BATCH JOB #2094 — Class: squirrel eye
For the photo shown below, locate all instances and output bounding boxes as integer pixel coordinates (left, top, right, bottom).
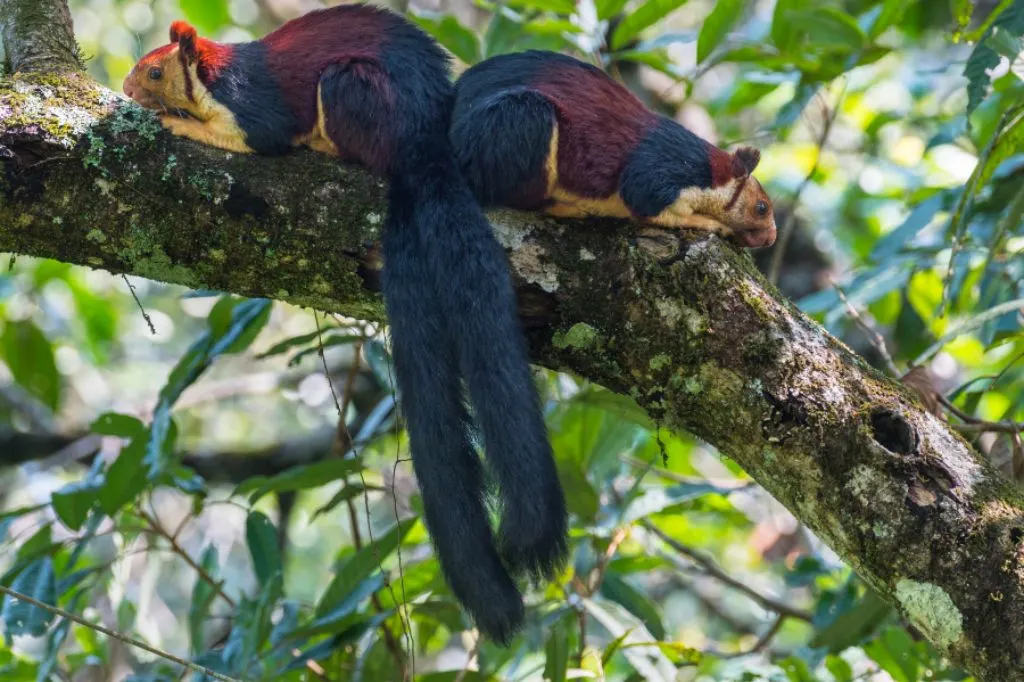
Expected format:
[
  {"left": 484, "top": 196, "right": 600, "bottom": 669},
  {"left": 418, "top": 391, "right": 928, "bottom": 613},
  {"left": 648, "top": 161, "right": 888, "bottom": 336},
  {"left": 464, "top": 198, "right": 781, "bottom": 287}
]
[
  {"left": 148, "top": 66, "right": 163, "bottom": 80},
  {"left": 755, "top": 200, "right": 768, "bottom": 216}
]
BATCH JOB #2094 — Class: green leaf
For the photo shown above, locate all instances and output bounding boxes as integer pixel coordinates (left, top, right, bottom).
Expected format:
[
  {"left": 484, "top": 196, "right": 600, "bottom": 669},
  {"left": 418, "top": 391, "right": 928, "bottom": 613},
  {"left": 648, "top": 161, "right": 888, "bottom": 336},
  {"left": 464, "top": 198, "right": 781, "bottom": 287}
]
[
  {"left": 771, "top": 0, "right": 799, "bottom": 52},
  {"left": 256, "top": 327, "right": 339, "bottom": 359},
  {"left": 99, "top": 437, "right": 148, "bottom": 516},
  {"left": 775, "top": 80, "right": 818, "bottom": 137},
  {"left": 52, "top": 459, "right": 105, "bottom": 532},
  {"left": 2, "top": 558, "right": 57, "bottom": 637},
  {"left": 312, "top": 485, "right": 367, "bottom": 521},
  {"left": 597, "top": 0, "right": 631, "bottom": 20},
  {"left": 179, "top": 0, "right": 231, "bottom": 34},
  {"left": 316, "top": 521, "right": 414, "bottom": 617},
  {"left": 1, "top": 320, "right": 60, "bottom": 411},
  {"left": 363, "top": 338, "right": 396, "bottom": 390},
  {"left": 296, "top": 573, "right": 387, "bottom": 638},
  {"left": 599, "top": 572, "right": 666, "bottom": 640},
  {"left": 287, "top": 334, "right": 362, "bottom": 367},
  {"left": 234, "top": 458, "right": 364, "bottom": 504},
  {"left": 412, "top": 13, "right": 482, "bottom": 64},
  {"left": 36, "top": 588, "right": 85, "bottom": 682},
  {"left": 246, "top": 512, "right": 281, "bottom": 589},
  {"left": 697, "top": 0, "right": 745, "bottom": 63},
  {"left": 780, "top": 656, "right": 815, "bottom": 682},
  {"left": 622, "top": 482, "right": 732, "bottom": 523},
  {"left": 951, "top": 0, "right": 975, "bottom": 34},
  {"left": 964, "top": 0, "right": 1024, "bottom": 118},
  {"left": 785, "top": 7, "right": 867, "bottom": 51},
  {"left": 611, "top": 0, "right": 690, "bottom": 49},
  {"left": 147, "top": 298, "right": 271, "bottom": 474},
  {"left": 188, "top": 545, "right": 220, "bottom": 654},
  {"left": 864, "top": 627, "right": 918, "bottom": 682},
  {"left": 543, "top": 614, "right": 571, "bottom": 682},
  {"left": 415, "top": 672, "right": 494, "bottom": 682},
  {"left": 810, "top": 589, "right": 892, "bottom": 651},
  {"left": 569, "top": 387, "right": 653, "bottom": 429},
  {"left": 90, "top": 413, "right": 145, "bottom": 438},
  {"left": 867, "top": 0, "right": 910, "bottom": 39},
  {"left": 51, "top": 480, "right": 99, "bottom": 532},
  {"left": 67, "top": 280, "right": 117, "bottom": 364},
  {"left": 825, "top": 654, "right": 855, "bottom": 682},
  {"left": 871, "top": 194, "right": 946, "bottom": 260},
  {"left": 914, "top": 297, "right": 1024, "bottom": 365}
]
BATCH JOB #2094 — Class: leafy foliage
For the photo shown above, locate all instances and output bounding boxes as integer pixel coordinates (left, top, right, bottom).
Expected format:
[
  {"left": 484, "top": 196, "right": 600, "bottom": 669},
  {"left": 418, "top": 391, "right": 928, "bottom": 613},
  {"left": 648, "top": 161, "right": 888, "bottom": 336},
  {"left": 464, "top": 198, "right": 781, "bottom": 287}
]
[{"left": 0, "top": 0, "right": 1020, "bottom": 679}]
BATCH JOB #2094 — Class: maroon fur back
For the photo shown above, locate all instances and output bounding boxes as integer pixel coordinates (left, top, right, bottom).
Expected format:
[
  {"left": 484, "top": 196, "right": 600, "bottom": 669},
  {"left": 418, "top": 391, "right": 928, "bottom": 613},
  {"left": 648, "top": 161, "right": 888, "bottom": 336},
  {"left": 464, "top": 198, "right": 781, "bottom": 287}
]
[
  {"left": 261, "top": 7, "right": 391, "bottom": 132},
  {"left": 533, "top": 63, "right": 657, "bottom": 197}
]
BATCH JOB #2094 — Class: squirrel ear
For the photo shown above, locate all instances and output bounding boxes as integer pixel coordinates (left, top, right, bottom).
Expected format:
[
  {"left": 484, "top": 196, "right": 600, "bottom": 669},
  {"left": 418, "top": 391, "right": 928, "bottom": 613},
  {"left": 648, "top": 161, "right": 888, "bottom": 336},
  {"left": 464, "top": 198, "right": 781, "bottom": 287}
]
[
  {"left": 730, "top": 146, "right": 761, "bottom": 178},
  {"left": 169, "top": 21, "right": 198, "bottom": 62}
]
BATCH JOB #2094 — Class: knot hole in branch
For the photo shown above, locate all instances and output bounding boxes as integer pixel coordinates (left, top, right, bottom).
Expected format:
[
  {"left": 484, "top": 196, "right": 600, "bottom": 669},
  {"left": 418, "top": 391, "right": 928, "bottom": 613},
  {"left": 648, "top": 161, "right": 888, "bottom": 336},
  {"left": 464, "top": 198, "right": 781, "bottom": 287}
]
[{"left": 870, "top": 409, "right": 917, "bottom": 455}]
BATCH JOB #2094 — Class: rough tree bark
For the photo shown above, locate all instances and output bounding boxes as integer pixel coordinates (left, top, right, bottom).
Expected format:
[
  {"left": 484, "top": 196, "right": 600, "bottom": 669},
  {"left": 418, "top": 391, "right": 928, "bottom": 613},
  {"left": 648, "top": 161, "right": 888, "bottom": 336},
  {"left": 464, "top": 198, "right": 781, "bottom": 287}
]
[
  {"left": 1, "top": 7, "right": 1023, "bottom": 681},
  {"left": 0, "top": 0, "right": 79, "bottom": 73}
]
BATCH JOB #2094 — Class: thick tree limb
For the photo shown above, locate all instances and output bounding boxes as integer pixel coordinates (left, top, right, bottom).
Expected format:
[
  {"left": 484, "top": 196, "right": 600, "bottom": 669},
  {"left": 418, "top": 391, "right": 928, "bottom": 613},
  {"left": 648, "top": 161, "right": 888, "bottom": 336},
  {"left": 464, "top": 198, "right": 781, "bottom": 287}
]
[{"left": 2, "top": 74, "right": 1024, "bottom": 681}]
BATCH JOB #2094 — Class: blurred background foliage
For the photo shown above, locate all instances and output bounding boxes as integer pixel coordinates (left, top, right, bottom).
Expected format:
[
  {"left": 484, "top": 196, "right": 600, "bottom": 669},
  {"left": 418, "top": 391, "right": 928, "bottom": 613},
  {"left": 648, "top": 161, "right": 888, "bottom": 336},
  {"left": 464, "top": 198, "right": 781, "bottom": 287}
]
[{"left": 0, "top": 0, "right": 1022, "bottom": 679}]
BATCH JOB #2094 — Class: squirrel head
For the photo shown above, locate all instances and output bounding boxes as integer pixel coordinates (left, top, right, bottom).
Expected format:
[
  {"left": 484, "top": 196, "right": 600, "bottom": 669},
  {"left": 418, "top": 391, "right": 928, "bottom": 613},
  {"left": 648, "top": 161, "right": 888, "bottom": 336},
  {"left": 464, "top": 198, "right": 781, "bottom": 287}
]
[
  {"left": 123, "top": 21, "right": 229, "bottom": 118},
  {"left": 711, "top": 146, "right": 776, "bottom": 248}
]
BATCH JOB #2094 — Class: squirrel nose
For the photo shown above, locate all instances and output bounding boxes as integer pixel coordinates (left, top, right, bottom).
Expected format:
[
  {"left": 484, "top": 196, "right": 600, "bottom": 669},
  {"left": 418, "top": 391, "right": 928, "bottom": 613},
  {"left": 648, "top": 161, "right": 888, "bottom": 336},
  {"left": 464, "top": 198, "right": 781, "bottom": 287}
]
[{"left": 123, "top": 78, "right": 135, "bottom": 98}]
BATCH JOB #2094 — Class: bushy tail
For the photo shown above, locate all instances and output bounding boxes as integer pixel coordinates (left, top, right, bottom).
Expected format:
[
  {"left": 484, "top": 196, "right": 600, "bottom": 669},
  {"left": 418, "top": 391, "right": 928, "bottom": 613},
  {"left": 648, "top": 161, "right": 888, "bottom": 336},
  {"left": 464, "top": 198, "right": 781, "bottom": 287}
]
[
  {"left": 381, "top": 134, "right": 567, "bottom": 642},
  {"left": 393, "top": 135, "right": 568, "bottom": 581},
  {"left": 381, "top": 180, "right": 523, "bottom": 644}
]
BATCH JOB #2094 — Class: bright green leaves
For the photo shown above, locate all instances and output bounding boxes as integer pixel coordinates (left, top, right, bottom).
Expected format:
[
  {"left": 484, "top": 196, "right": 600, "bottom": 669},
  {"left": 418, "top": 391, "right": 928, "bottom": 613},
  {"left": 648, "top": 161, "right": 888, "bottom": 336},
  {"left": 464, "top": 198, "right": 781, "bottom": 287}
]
[
  {"left": 696, "top": 0, "right": 745, "bottom": 63},
  {"left": 234, "top": 458, "right": 364, "bottom": 505},
  {"left": 2, "top": 558, "right": 57, "bottom": 637},
  {"left": 1, "top": 320, "right": 60, "bottom": 411},
  {"left": 611, "top": 0, "right": 690, "bottom": 49},
  {"left": 964, "top": 0, "right": 1024, "bottom": 118},
  {"left": 246, "top": 512, "right": 282, "bottom": 588},
  {"left": 179, "top": 0, "right": 231, "bottom": 35},
  {"left": 147, "top": 297, "right": 271, "bottom": 474},
  {"left": 412, "top": 13, "right": 482, "bottom": 64}
]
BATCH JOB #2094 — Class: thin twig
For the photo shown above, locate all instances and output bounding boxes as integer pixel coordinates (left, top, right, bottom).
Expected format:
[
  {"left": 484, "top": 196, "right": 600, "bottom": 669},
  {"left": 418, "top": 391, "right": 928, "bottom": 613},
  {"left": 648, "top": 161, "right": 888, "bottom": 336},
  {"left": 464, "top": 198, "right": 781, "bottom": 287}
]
[
  {"left": 315, "top": 312, "right": 412, "bottom": 680},
  {"left": 830, "top": 276, "right": 900, "bottom": 377},
  {"left": 122, "top": 274, "right": 156, "bottom": 335},
  {"left": 454, "top": 636, "right": 481, "bottom": 682},
  {"left": 138, "top": 509, "right": 235, "bottom": 607},
  {"left": 642, "top": 520, "right": 812, "bottom": 622},
  {"left": 706, "top": 613, "right": 786, "bottom": 659},
  {"left": 937, "top": 394, "right": 1024, "bottom": 434},
  {"left": 380, "top": 327, "right": 416, "bottom": 679},
  {"left": 0, "top": 584, "right": 240, "bottom": 682},
  {"left": 619, "top": 455, "right": 754, "bottom": 490},
  {"left": 768, "top": 81, "right": 847, "bottom": 284}
]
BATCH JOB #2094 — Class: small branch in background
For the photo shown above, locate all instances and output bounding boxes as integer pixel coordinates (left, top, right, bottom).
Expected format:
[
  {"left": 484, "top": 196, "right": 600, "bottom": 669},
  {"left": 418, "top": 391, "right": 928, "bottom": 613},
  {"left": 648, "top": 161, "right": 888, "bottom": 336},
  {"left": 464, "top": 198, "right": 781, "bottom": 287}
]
[
  {"left": 122, "top": 274, "right": 156, "bottom": 335},
  {"left": 619, "top": 455, "right": 754, "bottom": 490},
  {"left": 830, "top": 276, "right": 900, "bottom": 377},
  {"left": 137, "top": 508, "right": 236, "bottom": 608},
  {"left": 705, "top": 613, "right": 786, "bottom": 659},
  {"left": 453, "top": 637, "right": 481, "bottom": 682},
  {"left": 939, "top": 391, "right": 1024, "bottom": 435},
  {"left": 768, "top": 83, "right": 847, "bottom": 284},
  {"left": 642, "top": 520, "right": 812, "bottom": 623},
  {"left": 0, "top": 584, "right": 240, "bottom": 682}
]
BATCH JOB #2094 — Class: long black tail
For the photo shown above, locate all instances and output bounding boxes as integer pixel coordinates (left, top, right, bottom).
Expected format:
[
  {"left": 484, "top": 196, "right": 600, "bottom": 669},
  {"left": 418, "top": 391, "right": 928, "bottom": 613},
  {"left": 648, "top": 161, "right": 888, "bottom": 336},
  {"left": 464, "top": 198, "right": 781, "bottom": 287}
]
[{"left": 381, "top": 133, "right": 567, "bottom": 641}]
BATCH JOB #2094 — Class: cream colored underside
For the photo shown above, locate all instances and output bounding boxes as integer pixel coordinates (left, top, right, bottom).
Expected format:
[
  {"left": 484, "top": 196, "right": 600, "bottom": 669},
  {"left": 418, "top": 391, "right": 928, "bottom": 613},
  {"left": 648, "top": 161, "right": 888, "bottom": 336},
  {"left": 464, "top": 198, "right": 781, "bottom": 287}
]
[{"left": 540, "top": 123, "right": 733, "bottom": 235}]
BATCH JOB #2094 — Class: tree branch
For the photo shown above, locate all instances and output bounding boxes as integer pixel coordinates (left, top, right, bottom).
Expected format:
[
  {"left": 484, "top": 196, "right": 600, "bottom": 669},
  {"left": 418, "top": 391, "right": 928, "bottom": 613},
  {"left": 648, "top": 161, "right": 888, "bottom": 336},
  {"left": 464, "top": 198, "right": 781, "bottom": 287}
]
[
  {"left": 3, "top": 74, "right": 1024, "bottom": 682},
  {"left": 0, "top": 0, "right": 80, "bottom": 74}
]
